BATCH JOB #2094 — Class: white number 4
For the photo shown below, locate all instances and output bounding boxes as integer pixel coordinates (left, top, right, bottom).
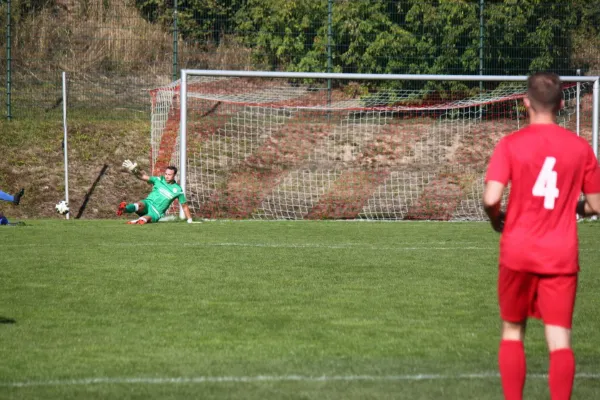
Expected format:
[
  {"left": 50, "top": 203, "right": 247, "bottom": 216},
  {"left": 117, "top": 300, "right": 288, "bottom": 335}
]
[{"left": 532, "top": 157, "right": 559, "bottom": 210}]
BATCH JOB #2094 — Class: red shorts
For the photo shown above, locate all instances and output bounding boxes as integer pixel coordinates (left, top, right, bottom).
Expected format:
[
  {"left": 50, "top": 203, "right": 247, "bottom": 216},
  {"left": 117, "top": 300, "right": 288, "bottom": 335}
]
[{"left": 498, "top": 267, "right": 578, "bottom": 328}]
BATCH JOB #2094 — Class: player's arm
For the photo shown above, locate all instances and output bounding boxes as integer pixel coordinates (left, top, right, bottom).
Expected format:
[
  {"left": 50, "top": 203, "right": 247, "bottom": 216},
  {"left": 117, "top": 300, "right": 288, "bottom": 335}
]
[
  {"left": 483, "top": 139, "right": 509, "bottom": 233},
  {"left": 578, "top": 146, "right": 600, "bottom": 217},
  {"left": 122, "top": 159, "right": 150, "bottom": 181},
  {"left": 483, "top": 180, "right": 506, "bottom": 233},
  {"left": 177, "top": 193, "right": 193, "bottom": 223},
  {"left": 137, "top": 170, "right": 151, "bottom": 182},
  {"left": 576, "top": 194, "right": 600, "bottom": 217},
  {"left": 181, "top": 203, "right": 193, "bottom": 223},
  {"left": 132, "top": 168, "right": 150, "bottom": 182}
]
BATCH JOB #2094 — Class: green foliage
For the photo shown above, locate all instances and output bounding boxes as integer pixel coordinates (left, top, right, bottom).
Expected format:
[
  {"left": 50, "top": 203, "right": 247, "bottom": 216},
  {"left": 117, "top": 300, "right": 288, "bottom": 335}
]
[
  {"left": 235, "top": 0, "right": 327, "bottom": 70},
  {"left": 135, "top": 0, "right": 245, "bottom": 45},
  {"left": 233, "top": 0, "right": 479, "bottom": 92},
  {"left": 3, "top": 0, "right": 599, "bottom": 116},
  {"left": 485, "top": 0, "right": 576, "bottom": 74},
  {"left": 226, "top": 0, "right": 584, "bottom": 88},
  {"left": 575, "top": 0, "right": 600, "bottom": 34},
  {"left": 4, "top": 0, "right": 598, "bottom": 77},
  {"left": 400, "top": 1, "right": 480, "bottom": 75},
  {"left": 569, "top": 0, "right": 600, "bottom": 73}
]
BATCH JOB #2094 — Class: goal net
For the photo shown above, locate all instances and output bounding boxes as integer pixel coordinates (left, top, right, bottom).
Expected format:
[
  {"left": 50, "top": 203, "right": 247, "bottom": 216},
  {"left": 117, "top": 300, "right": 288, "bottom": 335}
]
[{"left": 150, "top": 72, "right": 598, "bottom": 220}]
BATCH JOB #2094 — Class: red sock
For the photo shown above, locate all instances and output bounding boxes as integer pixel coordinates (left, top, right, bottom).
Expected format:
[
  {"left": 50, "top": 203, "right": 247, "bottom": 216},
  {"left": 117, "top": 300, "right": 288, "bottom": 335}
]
[
  {"left": 499, "top": 339, "right": 526, "bottom": 400},
  {"left": 549, "top": 348, "right": 575, "bottom": 400}
]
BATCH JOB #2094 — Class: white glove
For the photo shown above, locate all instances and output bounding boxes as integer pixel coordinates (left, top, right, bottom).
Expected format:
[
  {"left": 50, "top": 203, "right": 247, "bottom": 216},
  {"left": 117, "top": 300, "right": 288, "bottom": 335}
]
[
  {"left": 187, "top": 218, "right": 193, "bottom": 224},
  {"left": 122, "top": 159, "right": 139, "bottom": 173}
]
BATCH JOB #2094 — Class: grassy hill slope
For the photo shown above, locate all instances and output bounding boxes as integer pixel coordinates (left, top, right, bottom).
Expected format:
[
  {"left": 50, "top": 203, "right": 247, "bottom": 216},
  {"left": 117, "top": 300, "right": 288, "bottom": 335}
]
[{"left": 0, "top": 109, "right": 156, "bottom": 220}]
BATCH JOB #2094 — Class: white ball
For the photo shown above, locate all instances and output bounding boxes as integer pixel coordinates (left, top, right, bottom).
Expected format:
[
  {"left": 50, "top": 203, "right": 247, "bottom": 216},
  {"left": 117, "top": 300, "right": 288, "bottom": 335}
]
[{"left": 55, "top": 200, "right": 70, "bottom": 215}]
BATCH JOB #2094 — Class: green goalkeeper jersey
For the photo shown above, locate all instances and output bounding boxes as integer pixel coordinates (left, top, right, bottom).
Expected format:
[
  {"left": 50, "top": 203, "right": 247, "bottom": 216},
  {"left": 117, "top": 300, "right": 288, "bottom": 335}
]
[{"left": 144, "top": 176, "right": 187, "bottom": 215}]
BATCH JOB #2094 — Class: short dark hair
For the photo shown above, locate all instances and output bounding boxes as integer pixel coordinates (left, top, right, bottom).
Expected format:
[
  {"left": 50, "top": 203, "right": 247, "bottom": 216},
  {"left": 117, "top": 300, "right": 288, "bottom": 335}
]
[
  {"left": 166, "top": 166, "right": 178, "bottom": 175},
  {"left": 527, "top": 72, "right": 563, "bottom": 113}
]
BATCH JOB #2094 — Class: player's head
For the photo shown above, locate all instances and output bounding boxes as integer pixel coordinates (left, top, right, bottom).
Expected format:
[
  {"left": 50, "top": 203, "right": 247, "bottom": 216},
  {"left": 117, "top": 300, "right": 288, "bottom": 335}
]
[
  {"left": 525, "top": 72, "right": 563, "bottom": 114},
  {"left": 165, "top": 166, "right": 178, "bottom": 183}
]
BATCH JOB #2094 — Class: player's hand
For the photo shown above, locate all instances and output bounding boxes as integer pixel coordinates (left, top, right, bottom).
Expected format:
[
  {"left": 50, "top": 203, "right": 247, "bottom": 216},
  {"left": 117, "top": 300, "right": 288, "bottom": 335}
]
[
  {"left": 122, "top": 159, "right": 139, "bottom": 173},
  {"left": 492, "top": 211, "right": 505, "bottom": 233}
]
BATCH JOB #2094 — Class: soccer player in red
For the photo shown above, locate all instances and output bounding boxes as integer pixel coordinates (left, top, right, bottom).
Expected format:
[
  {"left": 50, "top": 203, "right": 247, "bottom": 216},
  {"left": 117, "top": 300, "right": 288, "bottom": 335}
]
[{"left": 483, "top": 72, "right": 600, "bottom": 400}]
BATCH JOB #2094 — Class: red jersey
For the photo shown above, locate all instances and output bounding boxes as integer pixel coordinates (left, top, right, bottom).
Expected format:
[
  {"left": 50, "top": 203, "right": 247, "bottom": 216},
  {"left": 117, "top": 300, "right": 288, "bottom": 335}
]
[{"left": 485, "top": 123, "right": 600, "bottom": 274}]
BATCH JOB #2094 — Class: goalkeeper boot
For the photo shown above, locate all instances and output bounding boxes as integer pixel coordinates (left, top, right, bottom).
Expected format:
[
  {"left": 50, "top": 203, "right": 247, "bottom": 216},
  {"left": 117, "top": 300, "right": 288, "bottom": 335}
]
[
  {"left": 13, "top": 188, "right": 24, "bottom": 205},
  {"left": 117, "top": 201, "right": 127, "bottom": 216}
]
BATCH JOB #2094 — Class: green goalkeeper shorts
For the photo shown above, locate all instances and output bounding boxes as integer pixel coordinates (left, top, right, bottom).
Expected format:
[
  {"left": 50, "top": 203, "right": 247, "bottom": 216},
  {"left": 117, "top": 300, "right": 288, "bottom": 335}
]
[{"left": 139, "top": 200, "right": 163, "bottom": 222}]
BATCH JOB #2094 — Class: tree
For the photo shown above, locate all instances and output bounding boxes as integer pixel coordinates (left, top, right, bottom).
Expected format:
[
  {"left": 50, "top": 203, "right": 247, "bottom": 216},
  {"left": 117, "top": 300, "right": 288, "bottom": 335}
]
[
  {"left": 135, "top": 0, "right": 245, "bottom": 45},
  {"left": 485, "top": 0, "right": 577, "bottom": 75},
  {"left": 236, "top": 0, "right": 480, "bottom": 77},
  {"left": 131, "top": 0, "right": 594, "bottom": 77},
  {"left": 235, "top": 0, "right": 326, "bottom": 70}
]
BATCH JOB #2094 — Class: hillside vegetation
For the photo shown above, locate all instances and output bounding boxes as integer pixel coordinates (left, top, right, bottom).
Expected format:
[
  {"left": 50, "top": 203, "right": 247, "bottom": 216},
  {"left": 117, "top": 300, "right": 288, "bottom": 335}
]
[
  {"left": 0, "top": 110, "right": 153, "bottom": 220},
  {"left": 0, "top": 0, "right": 196, "bottom": 220}
]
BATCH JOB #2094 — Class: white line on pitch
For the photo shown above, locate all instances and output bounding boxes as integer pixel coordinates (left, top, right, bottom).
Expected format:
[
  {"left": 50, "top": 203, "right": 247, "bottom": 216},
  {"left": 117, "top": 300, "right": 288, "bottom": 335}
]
[
  {"left": 0, "top": 242, "right": 493, "bottom": 250},
  {"left": 3, "top": 242, "right": 600, "bottom": 252},
  {"left": 179, "top": 243, "right": 494, "bottom": 251},
  {"left": 2, "top": 372, "right": 600, "bottom": 388}
]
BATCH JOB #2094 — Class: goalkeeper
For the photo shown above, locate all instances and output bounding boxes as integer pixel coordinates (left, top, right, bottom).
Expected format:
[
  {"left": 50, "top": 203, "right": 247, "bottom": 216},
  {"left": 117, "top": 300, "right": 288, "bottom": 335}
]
[{"left": 118, "top": 160, "right": 193, "bottom": 225}]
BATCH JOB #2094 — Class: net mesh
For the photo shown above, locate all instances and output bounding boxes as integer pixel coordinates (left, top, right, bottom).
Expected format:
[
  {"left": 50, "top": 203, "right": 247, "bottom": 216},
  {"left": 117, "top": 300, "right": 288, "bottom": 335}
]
[{"left": 150, "top": 76, "right": 592, "bottom": 220}]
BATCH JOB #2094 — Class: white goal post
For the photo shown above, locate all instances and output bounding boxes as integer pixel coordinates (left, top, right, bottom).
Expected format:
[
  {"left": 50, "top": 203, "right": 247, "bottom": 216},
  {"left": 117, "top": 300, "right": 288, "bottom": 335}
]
[{"left": 150, "top": 70, "right": 599, "bottom": 221}]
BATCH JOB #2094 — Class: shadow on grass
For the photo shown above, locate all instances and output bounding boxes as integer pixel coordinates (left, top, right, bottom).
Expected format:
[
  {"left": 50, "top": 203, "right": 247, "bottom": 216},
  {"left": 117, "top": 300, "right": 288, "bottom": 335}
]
[{"left": 0, "top": 317, "right": 16, "bottom": 324}]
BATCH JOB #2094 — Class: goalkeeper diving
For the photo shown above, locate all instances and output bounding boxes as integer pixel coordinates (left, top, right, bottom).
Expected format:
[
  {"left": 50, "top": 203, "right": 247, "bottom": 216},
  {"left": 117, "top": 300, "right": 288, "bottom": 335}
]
[{"left": 118, "top": 160, "right": 194, "bottom": 224}]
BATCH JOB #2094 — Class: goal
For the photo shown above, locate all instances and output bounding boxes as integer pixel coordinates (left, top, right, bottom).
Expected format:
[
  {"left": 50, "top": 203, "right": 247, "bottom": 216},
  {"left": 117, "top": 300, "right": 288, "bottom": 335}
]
[{"left": 150, "top": 71, "right": 599, "bottom": 220}]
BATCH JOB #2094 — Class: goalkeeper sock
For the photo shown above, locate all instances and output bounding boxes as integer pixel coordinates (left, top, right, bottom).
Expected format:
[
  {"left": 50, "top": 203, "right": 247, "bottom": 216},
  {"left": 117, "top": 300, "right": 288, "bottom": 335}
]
[
  {"left": 125, "top": 204, "right": 137, "bottom": 213},
  {"left": 0, "top": 190, "right": 14, "bottom": 203}
]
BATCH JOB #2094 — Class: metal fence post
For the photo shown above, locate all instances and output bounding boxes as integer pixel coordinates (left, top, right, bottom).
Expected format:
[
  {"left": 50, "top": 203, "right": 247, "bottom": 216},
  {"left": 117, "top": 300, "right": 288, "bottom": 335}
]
[
  {"left": 173, "top": 0, "right": 179, "bottom": 82},
  {"left": 479, "top": 0, "right": 484, "bottom": 120},
  {"left": 6, "top": 0, "right": 12, "bottom": 120},
  {"left": 327, "top": 0, "right": 332, "bottom": 107}
]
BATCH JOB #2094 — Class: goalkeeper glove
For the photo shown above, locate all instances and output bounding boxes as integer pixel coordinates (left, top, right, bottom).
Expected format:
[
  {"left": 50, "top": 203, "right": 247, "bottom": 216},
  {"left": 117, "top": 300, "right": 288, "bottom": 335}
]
[{"left": 122, "top": 159, "right": 139, "bottom": 174}]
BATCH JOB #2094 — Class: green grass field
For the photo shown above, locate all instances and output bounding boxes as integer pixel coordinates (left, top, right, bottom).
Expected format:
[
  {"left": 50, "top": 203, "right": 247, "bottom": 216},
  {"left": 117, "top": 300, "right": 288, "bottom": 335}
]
[{"left": 1, "top": 220, "right": 599, "bottom": 399}]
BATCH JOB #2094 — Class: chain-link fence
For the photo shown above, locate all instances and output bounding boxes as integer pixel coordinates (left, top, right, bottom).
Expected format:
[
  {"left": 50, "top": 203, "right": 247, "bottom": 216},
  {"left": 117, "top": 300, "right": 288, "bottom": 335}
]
[{"left": 1, "top": 0, "right": 599, "bottom": 119}]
